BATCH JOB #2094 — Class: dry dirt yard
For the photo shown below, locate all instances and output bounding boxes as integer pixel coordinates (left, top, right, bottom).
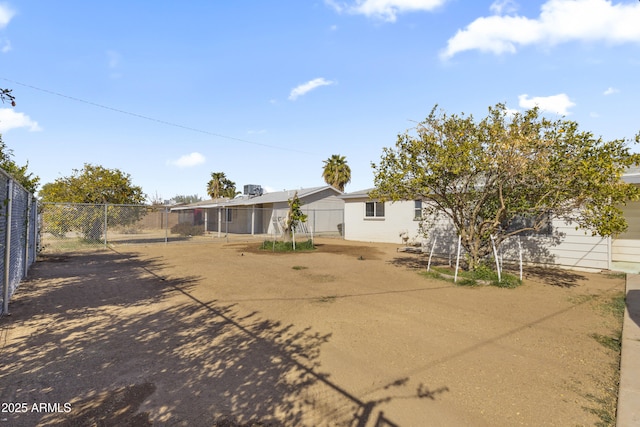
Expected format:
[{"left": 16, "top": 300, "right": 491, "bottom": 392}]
[{"left": 0, "top": 237, "right": 624, "bottom": 426}]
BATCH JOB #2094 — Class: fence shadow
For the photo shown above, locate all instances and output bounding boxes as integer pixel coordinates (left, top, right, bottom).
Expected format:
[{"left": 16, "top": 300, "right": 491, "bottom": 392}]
[{"left": 0, "top": 250, "right": 402, "bottom": 426}]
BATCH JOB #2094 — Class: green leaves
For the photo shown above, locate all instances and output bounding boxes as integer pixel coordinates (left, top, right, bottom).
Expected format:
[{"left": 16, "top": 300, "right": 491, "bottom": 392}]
[
  {"left": 322, "top": 154, "right": 351, "bottom": 192},
  {"left": 372, "top": 103, "right": 640, "bottom": 269},
  {"left": 0, "top": 135, "right": 39, "bottom": 193},
  {"left": 38, "top": 163, "right": 145, "bottom": 204},
  {"left": 206, "top": 172, "right": 238, "bottom": 199}
]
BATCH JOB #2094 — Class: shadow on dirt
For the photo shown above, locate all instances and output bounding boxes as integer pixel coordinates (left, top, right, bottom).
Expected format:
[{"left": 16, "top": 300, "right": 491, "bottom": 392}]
[{"left": 0, "top": 250, "right": 409, "bottom": 426}]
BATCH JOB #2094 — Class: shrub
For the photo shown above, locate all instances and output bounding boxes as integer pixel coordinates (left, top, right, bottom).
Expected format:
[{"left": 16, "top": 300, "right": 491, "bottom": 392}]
[
  {"left": 170, "top": 223, "right": 205, "bottom": 237},
  {"left": 259, "top": 239, "right": 315, "bottom": 252}
]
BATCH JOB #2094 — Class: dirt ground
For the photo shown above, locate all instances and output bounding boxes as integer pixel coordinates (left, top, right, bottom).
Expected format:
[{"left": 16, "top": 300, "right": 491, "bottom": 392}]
[{"left": 0, "top": 237, "right": 624, "bottom": 426}]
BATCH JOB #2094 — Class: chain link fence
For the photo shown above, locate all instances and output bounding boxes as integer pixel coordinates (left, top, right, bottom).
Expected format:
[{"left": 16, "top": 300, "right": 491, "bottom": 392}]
[
  {"left": 1, "top": 170, "right": 38, "bottom": 315},
  {"left": 40, "top": 204, "right": 344, "bottom": 252}
]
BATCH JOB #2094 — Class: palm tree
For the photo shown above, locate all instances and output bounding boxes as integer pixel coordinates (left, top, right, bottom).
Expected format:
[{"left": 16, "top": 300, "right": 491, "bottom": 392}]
[
  {"left": 322, "top": 154, "right": 351, "bottom": 192},
  {"left": 207, "top": 172, "right": 226, "bottom": 199}
]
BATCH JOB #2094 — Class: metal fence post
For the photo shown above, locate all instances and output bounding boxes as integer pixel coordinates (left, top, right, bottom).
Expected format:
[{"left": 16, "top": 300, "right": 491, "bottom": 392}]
[
  {"left": 104, "top": 203, "right": 108, "bottom": 248},
  {"left": 165, "top": 206, "right": 169, "bottom": 244},
  {"left": 23, "top": 196, "right": 31, "bottom": 278},
  {"left": 3, "top": 179, "right": 13, "bottom": 315},
  {"left": 32, "top": 199, "right": 38, "bottom": 263}
]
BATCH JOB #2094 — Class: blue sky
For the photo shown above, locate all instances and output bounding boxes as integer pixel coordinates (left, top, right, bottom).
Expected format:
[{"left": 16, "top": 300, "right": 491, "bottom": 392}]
[{"left": 1, "top": 0, "right": 639, "bottom": 201}]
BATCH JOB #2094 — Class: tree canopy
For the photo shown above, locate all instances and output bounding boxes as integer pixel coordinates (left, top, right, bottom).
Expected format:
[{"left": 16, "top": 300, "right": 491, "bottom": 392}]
[
  {"left": 172, "top": 194, "right": 203, "bottom": 205},
  {"left": 0, "top": 90, "right": 38, "bottom": 192},
  {"left": 371, "top": 103, "right": 640, "bottom": 270},
  {"left": 206, "top": 172, "right": 238, "bottom": 199},
  {"left": 0, "top": 135, "right": 40, "bottom": 193},
  {"left": 322, "top": 154, "right": 351, "bottom": 192},
  {"left": 39, "top": 163, "right": 145, "bottom": 204},
  {"left": 39, "top": 164, "right": 146, "bottom": 241}
]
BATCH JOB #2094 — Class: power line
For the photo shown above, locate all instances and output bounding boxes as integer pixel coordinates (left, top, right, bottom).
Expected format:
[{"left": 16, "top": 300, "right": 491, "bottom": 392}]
[{"left": 1, "top": 77, "right": 312, "bottom": 155}]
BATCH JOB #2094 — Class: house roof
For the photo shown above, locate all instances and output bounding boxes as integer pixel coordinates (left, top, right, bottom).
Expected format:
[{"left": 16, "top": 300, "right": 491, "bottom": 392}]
[
  {"left": 338, "top": 188, "right": 375, "bottom": 200},
  {"left": 623, "top": 166, "right": 640, "bottom": 185},
  {"left": 171, "top": 185, "right": 341, "bottom": 211}
]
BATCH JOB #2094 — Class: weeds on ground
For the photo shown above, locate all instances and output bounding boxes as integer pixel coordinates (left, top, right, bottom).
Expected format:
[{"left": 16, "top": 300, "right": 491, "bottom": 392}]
[
  {"left": 420, "top": 264, "right": 522, "bottom": 288},
  {"left": 583, "top": 291, "right": 626, "bottom": 426},
  {"left": 292, "top": 265, "right": 308, "bottom": 270},
  {"left": 259, "top": 239, "right": 315, "bottom": 252},
  {"left": 170, "top": 223, "right": 205, "bottom": 237},
  {"left": 316, "top": 295, "right": 337, "bottom": 303}
]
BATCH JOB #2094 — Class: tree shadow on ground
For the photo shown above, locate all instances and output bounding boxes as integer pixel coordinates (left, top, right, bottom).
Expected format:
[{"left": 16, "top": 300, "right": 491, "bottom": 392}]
[
  {"left": 0, "top": 250, "right": 377, "bottom": 426},
  {"left": 519, "top": 265, "right": 585, "bottom": 288}
]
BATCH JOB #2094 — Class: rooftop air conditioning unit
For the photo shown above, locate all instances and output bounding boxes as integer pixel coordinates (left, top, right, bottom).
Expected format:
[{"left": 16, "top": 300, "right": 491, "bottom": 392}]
[{"left": 244, "top": 184, "right": 263, "bottom": 197}]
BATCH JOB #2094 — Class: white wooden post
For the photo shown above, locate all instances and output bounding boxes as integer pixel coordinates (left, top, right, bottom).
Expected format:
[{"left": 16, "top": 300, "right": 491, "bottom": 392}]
[
  {"left": 427, "top": 237, "right": 437, "bottom": 272},
  {"left": 491, "top": 235, "right": 501, "bottom": 282},
  {"left": 454, "top": 235, "right": 462, "bottom": 283},
  {"left": 518, "top": 237, "right": 523, "bottom": 281}
]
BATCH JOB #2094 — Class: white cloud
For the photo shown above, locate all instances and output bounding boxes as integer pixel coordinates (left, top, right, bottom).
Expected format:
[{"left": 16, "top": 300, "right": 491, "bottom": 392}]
[
  {"left": 0, "top": 108, "right": 42, "bottom": 132},
  {"left": 518, "top": 93, "right": 575, "bottom": 115},
  {"left": 0, "top": 3, "right": 16, "bottom": 29},
  {"left": 441, "top": 0, "right": 640, "bottom": 59},
  {"left": 603, "top": 87, "right": 619, "bottom": 95},
  {"left": 325, "top": 0, "right": 447, "bottom": 22},
  {"left": 167, "top": 152, "right": 206, "bottom": 168},
  {"left": 288, "top": 78, "right": 334, "bottom": 101},
  {"left": 1, "top": 38, "right": 10, "bottom": 53},
  {"left": 490, "top": 0, "right": 519, "bottom": 15}
]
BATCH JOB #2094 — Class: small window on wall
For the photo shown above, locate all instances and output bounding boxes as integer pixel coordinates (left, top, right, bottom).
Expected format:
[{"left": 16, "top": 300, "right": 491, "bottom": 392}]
[
  {"left": 365, "top": 201, "right": 385, "bottom": 218},
  {"left": 225, "top": 209, "right": 233, "bottom": 222},
  {"left": 414, "top": 200, "right": 422, "bottom": 220}
]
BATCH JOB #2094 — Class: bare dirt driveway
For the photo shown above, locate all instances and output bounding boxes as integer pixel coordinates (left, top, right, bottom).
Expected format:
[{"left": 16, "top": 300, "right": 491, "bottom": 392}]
[{"left": 0, "top": 238, "right": 623, "bottom": 426}]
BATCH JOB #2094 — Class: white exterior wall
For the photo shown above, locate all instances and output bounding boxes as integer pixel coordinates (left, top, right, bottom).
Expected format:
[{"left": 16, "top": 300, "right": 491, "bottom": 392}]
[
  {"left": 499, "top": 219, "right": 609, "bottom": 271},
  {"left": 344, "top": 198, "right": 611, "bottom": 272},
  {"left": 343, "top": 199, "right": 422, "bottom": 244},
  {"left": 612, "top": 200, "right": 640, "bottom": 264}
]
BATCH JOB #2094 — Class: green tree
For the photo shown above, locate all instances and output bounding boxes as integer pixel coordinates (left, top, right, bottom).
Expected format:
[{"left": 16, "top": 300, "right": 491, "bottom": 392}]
[
  {"left": 284, "top": 191, "right": 308, "bottom": 245},
  {"left": 322, "top": 154, "right": 351, "bottom": 192},
  {"left": 1, "top": 91, "right": 39, "bottom": 192},
  {"left": 173, "top": 194, "right": 202, "bottom": 204},
  {"left": 206, "top": 172, "right": 238, "bottom": 199},
  {"left": 371, "top": 103, "right": 640, "bottom": 270},
  {"left": 0, "top": 135, "right": 40, "bottom": 193},
  {"left": 39, "top": 164, "right": 146, "bottom": 241}
]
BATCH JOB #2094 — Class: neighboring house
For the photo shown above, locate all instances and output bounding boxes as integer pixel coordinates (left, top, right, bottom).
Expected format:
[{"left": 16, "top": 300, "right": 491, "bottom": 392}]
[
  {"left": 340, "top": 168, "right": 640, "bottom": 273},
  {"left": 171, "top": 185, "right": 344, "bottom": 237}
]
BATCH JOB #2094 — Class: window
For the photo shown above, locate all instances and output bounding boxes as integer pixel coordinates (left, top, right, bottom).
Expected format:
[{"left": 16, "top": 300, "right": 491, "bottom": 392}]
[
  {"left": 414, "top": 200, "right": 422, "bottom": 220},
  {"left": 225, "top": 208, "right": 233, "bottom": 222},
  {"left": 504, "top": 212, "right": 553, "bottom": 236},
  {"left": 365, "top": 201, "right": 385, "bottom": 218}
]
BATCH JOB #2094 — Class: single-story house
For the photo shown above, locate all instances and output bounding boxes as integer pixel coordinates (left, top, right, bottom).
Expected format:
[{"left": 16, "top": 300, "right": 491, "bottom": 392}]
[
  {"left": 340, "top": 167, "right": 640, "bottom": 273},
  {"left": 172, "top": 185, "right": 344, "bottom": 237}
]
